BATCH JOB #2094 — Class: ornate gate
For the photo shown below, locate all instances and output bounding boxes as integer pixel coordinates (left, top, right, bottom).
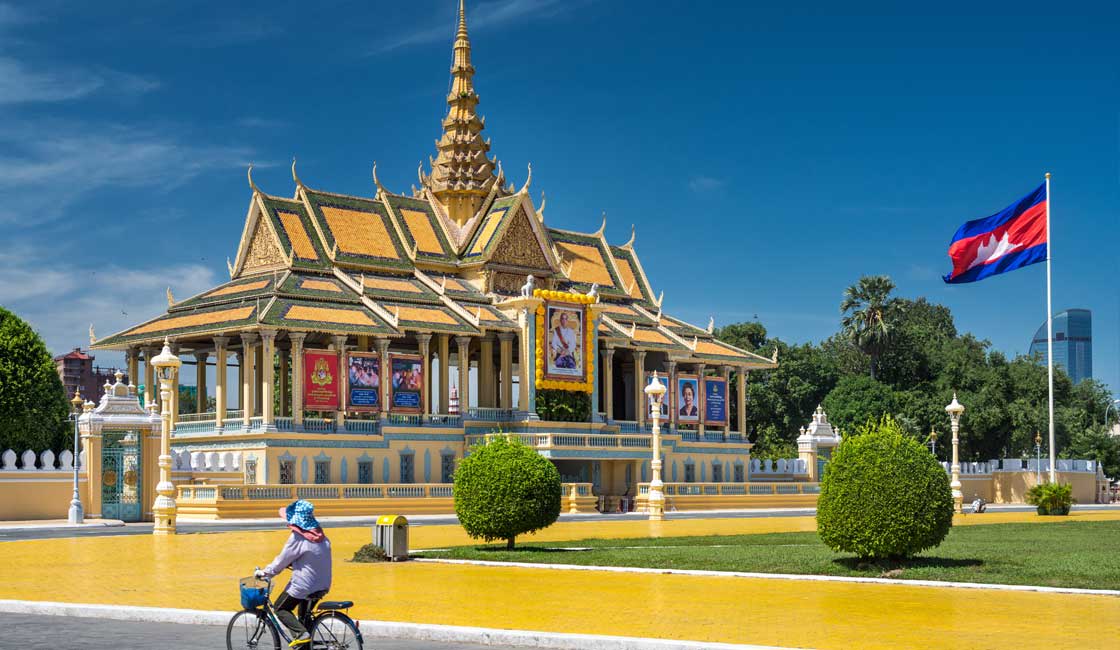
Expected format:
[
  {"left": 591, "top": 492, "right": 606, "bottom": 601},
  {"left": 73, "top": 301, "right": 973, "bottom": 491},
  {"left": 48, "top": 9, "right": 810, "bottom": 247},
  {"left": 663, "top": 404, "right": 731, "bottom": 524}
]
[{"left": 101, "top": 430, "right": 142, "bottom": 522}]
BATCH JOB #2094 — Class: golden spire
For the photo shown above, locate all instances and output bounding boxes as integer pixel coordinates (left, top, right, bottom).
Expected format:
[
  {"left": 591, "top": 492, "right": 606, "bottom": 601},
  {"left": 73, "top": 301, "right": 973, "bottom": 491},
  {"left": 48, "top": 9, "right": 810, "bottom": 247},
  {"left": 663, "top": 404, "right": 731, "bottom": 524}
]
[{"left": 426, "top": 0, "right": 500, "bottom": 226}]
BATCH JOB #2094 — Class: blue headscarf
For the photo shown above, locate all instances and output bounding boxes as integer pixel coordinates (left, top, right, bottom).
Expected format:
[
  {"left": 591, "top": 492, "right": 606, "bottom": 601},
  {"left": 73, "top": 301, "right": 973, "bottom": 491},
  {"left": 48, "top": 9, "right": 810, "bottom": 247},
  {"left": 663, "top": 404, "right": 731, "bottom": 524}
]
[{"left": 285, "top": 499, "right": 321, "bottom": 531}]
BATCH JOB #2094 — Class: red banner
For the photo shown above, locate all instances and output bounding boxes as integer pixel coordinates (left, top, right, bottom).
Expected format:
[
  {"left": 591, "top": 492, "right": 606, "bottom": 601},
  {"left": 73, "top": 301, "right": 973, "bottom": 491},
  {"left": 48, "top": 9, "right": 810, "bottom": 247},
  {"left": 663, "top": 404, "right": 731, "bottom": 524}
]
[{"left": 304, "top": 350, "right": 340, "bottom": 411}]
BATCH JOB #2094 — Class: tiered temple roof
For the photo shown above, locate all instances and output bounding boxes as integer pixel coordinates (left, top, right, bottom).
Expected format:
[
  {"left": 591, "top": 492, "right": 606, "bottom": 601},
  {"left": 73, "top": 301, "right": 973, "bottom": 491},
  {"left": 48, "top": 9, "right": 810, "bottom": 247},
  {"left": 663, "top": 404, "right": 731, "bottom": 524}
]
[{"left": 93, "top": 1, "right": 774, "bottom": 371}]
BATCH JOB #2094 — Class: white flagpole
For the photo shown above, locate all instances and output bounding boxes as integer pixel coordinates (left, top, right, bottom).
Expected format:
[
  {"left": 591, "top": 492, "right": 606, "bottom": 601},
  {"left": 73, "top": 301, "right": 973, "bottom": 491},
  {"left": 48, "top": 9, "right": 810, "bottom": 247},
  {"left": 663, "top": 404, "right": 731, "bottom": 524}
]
[{"left": 1045, "top": 172, "right": 1056, "bottom": 483}]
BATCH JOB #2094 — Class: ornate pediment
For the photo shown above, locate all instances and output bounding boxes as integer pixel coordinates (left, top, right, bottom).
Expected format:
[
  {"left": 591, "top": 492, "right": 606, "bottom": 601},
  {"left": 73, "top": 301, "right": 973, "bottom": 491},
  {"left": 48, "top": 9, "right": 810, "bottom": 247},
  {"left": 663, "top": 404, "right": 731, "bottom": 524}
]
[
  {"left": 242, "top": 219, "right": 286, "bottom": 273},
  {"left": 488, "top": 206, "right": 551, "bottom": 271}
]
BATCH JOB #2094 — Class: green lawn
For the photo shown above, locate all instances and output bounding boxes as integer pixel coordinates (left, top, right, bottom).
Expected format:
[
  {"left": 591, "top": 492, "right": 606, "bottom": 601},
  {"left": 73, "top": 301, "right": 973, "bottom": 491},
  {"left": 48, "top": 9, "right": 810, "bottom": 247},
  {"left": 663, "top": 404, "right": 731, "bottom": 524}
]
[{"left": 417, "top": 520, "right": 1120, "bottom": 590}]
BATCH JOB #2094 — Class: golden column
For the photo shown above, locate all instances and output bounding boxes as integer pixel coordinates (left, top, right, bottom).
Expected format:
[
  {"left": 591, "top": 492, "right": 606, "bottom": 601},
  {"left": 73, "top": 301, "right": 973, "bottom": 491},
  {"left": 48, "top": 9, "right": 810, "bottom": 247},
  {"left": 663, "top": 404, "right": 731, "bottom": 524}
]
[
  {"left": 601, "top": 347, "right": 615, "bottom": 420},
  {"left": 194, "top": 352, "right": 208, "bottom": 415},
  {"left": 720, "top": 365, "right": 731, "bottom": 439},
  {"left": 437, "top": 334, "right": 450, "bottom": 414},
  {"left": 644, "top": 371, "right": 667, "bottom": 521},
  {"left": 633, "top": 351, "right": 646, "bottom": 427},
  {"left": 375, "top": 338, "right": 391, "bottom": 418},
  {"left": 455, "top": 336, "right": 472, "bottom": 415},
  {"left": 126, "top": 347, "right": 139, "bottom": 388},
  {"left": 695, "top": 363, "right": 707, "bottom": 438},
  {"left": 479, "top": 335, "right": 494, "bottom": 408},
  {"left": 498, "top": 332, "right": 514, "bottom": 410},
  {"left": 332, "top": 335, "right": 347, "bottom": 430},
  {"left": 212, "top": 337, "right": 228, "bottom": 431},
  {"left": 289, "top": 332, "right": 307, "bottom": 427},
  {"left": 150, "top": 339, "right": 181, "bottom": 535},
  {"left": 261, "top": 329, "right": 277, "bottom": 430},
  {"left": 240, "top": 332, "right": 257, "bottom": 428},
  {"left": 737, "top": 369, "right": 747, "bottom": 438},
  {"left": 416, "top": 334, "right": 433, "bottom": 417}
]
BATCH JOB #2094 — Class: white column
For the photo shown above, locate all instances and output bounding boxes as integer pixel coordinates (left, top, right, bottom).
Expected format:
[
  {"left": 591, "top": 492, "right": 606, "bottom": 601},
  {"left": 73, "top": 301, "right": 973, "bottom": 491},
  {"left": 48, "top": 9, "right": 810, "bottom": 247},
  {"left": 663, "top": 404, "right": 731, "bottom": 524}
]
[
  {"left": 499, "top": 332, "right": 514, "bottom": 410},
  {"left": 240, "top": 332, "right": 257, "bottom": 429},
  {"left": 213, "top": 337, "right": 228, "bottom": 431},
  {"left": 260, "top": 329, "right": 277, "bottom": 430}
]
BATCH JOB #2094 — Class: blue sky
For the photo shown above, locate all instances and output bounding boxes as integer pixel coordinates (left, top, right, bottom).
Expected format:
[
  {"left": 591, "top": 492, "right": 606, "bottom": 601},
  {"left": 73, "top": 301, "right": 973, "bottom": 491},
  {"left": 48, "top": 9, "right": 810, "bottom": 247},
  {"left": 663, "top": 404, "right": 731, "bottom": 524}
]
[{"left": 0, "top": 0, "right": 1116, "bottom": 395}]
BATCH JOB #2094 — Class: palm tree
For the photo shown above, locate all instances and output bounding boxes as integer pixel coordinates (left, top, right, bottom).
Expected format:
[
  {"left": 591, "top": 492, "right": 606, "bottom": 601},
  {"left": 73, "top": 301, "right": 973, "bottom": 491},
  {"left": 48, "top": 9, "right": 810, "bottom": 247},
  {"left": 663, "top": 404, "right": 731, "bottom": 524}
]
[{"left": 840, "top": 275, "right": 901, "bottom": 380}]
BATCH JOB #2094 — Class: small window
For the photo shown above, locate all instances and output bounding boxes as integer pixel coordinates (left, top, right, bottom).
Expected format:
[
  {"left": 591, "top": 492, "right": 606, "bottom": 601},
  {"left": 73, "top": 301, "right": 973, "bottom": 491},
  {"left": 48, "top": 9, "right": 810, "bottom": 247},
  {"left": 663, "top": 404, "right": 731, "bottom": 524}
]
[
  {"left": 358, "top": 461, "right": 374, "bottom": 484},
  {"left": 314, "top": 460, "right": 330, "bottom": 485},
  {"left": 733, "top": 464, "right": 744, "bottom": 483},
  {"left": 400, "top": 454, "right": 415, "bottom": 484},
  {"left": 244, "top": 459, "right": 258, "bottom": 485},
  {"left": 712, "top": 463, "right": 723, "bottom": 483},
  {"left": 440, "top": 455, "right": 455, "bottom": 484},
  {"left": 279, "top": 460, "right": 294, "bottom": 485},
  {"left": 684, "top": 463, "right": 695, "bottom": 483}
]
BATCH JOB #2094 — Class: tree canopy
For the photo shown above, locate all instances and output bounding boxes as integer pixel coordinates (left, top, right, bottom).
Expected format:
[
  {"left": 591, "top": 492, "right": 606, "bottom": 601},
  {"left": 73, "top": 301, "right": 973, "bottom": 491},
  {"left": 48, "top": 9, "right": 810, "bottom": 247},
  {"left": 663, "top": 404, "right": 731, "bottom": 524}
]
[
  {"left": 0, "top": 306, "right": 71, "bottom": 452},
  {"left": 718, "top": 277, "right": 1118, "bottom": 477}
]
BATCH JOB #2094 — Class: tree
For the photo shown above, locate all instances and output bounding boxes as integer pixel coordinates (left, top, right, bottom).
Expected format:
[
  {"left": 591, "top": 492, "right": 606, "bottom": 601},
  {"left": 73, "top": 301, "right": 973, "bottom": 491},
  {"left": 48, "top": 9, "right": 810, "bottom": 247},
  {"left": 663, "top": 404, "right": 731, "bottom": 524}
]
[
  {"left": 713, "top": 321, "right": 768, "bottom": 352},
  {"left": 840, "top": 275, "right": 902, "bottom": 380},
  {"left": 453, "top": 436, "right": 562, "bottom": 549},
  {"left": 821, "top": 375, "right": 895, "bottom": 435},
  {"left": 817, "top": 416, "right": 954, "bottom": 559},
  {"left": 0, "top": 306, "right": 70, "bottom": 452}
]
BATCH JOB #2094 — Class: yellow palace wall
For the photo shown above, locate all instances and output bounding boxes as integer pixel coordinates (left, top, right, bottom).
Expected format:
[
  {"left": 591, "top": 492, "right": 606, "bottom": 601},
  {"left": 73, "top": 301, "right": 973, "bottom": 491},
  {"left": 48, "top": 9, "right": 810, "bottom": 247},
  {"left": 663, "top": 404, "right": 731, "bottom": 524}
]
[{"left": 0, "top": 473, "right": 87, "bottom": 521}]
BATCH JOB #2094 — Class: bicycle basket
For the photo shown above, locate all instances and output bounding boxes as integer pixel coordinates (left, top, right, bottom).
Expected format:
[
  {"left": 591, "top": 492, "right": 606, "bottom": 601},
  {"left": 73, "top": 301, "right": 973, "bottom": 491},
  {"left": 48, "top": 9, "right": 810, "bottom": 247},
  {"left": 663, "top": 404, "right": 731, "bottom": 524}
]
[{"left": 239, "top": 576, "right": 269, "bottom": 610}]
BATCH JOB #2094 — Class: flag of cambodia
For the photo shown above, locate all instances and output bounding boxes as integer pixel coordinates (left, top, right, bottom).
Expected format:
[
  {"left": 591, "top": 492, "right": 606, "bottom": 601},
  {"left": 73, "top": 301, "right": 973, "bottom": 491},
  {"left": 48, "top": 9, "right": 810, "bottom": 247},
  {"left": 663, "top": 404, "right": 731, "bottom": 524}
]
[{"left": 943, "top": 183, "right": 1048, "bottom": 284}]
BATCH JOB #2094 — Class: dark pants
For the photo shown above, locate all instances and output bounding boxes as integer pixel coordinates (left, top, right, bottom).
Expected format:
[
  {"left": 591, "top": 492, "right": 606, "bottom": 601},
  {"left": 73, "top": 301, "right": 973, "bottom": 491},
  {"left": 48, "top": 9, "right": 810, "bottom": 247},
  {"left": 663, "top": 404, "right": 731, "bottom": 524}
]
[{"left": 274, "top": 589, "right": 326, "bottom": 639}]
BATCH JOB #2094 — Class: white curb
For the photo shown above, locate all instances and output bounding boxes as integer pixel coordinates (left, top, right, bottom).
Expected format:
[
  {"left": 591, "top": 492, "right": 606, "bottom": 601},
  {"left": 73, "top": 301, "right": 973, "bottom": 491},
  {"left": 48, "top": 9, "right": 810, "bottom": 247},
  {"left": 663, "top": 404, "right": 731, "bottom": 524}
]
[
  {"left": 411, "top": 558, "right": 1120, "bottom": 597},
  {"left": 0, "top": 600, "right": 801, "bottom": 650},
  {"left": 0, "top": 520, "right": 125, "bottom": 532}
]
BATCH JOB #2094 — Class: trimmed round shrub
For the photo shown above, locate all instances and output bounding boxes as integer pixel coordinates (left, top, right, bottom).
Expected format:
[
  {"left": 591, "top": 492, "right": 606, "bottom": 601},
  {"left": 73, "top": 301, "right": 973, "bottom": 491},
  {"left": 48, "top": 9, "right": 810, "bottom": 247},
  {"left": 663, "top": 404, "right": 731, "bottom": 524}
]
[
  {"left": 1026, "top": 482, "right": 1073, "bottom": 516},
  {"left": 817, "top": 416, "right": 953, "bottom": 559},
  {"left": 454, "top": 435, "right": 562, "bottom": 549}
]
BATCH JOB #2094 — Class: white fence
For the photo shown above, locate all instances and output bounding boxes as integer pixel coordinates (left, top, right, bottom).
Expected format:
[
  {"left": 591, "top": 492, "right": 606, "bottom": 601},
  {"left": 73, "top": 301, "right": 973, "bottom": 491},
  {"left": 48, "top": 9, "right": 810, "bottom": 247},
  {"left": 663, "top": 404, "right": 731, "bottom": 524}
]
[
  {"left": 750, "top": 457, "right": 808, "bottom": 475},
  {"left": 172, "top": 450, "right": 242, "bottom": 473},
  {"left": 941, "top": 458, "right": 1102, "bottom": 475},
  {"left": 0, "top": 448, "right": 82, "bottom": 471}
]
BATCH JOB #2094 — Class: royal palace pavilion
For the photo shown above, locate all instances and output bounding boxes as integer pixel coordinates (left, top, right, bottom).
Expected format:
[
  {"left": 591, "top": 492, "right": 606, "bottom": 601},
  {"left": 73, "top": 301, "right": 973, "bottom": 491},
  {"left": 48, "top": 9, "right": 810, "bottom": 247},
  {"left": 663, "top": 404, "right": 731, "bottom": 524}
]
[{"left": 86, "top": 1, "right": 811, "bottom": 522}]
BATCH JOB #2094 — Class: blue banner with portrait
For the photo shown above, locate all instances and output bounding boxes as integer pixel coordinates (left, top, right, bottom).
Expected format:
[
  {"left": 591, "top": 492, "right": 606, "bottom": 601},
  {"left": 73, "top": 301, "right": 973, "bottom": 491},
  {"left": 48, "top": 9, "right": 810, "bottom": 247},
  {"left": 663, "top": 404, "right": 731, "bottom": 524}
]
[{"left": 346, "top": 352, "right": 380, "bottom": 411}]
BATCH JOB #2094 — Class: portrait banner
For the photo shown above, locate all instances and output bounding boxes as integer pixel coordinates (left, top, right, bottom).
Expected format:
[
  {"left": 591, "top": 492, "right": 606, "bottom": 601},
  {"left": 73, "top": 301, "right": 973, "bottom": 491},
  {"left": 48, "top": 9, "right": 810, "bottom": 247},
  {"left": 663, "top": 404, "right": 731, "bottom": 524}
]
[
  {"left": 704, "top": 377, "right": 728, "bottom": 426},
  {"left": 390, "top": 354, "right": 424, "bottom": 413},
  {"left": 304, "top": 350, "right": 340, "bottom": 411},
  {"left": 545, "top": 302, "right": 586, "bottom": 381},
  {"left": 645, "top": 371, "right": 671, "bottom": 420},
  {"left": 676, "top": 374, "right": 700, "bottom": 423},
  {"left": 346, "top": 352, "right": 380, "bottom": 412}
]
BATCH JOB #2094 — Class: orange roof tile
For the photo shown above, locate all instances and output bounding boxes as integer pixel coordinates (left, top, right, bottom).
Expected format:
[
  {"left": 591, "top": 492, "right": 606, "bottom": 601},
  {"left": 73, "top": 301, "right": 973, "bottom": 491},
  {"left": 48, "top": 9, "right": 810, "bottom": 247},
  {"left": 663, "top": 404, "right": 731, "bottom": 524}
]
[
  {"left": 208, "top": 280, "right": 269, "bottom": 298},
  {"left": 299, "top": 279, "right": 343, "bottom": 293},
  {"left": 277, "top": 211, "right": 319, "bottom": 260},
  {"left": 286, "top": 305, "right": 376, "bottom": 326},
  {"left": 556, "top": 241, "right": 616, "bottom": 286},
  {"left": 394, "top": 305, "right": 459, "bottom": 325},
  {"left": 321, "top": 206, "right": 400, "bottom": 259},
  {"left": 399, "top": 208, "right": 444, "bottom": 254},
  {"left": 363, "top": 276, "right": 424, "bottom": 293},
  {"left": 129, "top": 307, "right": 254, "bottom": 335},
  {"left": 468, "top": 209, "right": 506, "bottom": 256}
]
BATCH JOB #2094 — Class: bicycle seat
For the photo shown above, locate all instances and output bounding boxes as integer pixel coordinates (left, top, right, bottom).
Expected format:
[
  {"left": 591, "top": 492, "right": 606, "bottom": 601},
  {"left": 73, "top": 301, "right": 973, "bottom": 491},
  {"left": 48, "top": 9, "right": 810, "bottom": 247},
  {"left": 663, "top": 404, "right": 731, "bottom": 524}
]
[{"left": 317, "top": 600, "right": 353, "bottom": 610}]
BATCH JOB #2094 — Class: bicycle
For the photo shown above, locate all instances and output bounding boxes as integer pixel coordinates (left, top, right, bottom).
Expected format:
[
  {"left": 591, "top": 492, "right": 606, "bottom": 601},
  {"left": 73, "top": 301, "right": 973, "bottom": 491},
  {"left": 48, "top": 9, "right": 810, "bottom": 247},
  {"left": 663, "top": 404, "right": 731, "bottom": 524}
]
[{"left": 228, "top": 570, "right": 363, "bottom": 650}]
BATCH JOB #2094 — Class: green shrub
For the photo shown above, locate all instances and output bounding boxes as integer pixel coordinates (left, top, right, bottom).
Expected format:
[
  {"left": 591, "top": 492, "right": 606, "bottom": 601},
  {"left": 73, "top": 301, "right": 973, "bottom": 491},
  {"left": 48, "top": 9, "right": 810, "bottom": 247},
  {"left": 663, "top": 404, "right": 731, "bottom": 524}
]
[
  {"left": 817, "top": 416, "right": 953, "bottom": 559},
  {"left": 535, "top": 389, "right": 591, "bottom": 422},
  {"left": 351, "top": 543, "right": 387, "bottom": 563},
  {"left": 454, "top": 435, "right": 562, "bottom": 549},
  {"left": 1025, "top": 482, "right": 1073, "bottom": 516}
]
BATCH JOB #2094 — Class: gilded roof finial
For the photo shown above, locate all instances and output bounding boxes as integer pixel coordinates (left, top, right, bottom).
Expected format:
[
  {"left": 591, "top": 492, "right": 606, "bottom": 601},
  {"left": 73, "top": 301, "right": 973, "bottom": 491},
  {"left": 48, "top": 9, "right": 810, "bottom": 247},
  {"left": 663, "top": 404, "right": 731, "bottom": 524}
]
[
  {"left": 247, "top": 164, "right": 261, "bottom": 194},
  {"left": 595, "top": 211, "right": 607, "bottom": 238},
  {"left": 707, "top": 316, "right": 715, "bottom": 334},
  {"left": 227, "top": 257, "right": 235, "bottom": 278},
  {"left": 622, "top": 224, "right": 636, "bottom": 250},
  {"left": 89, "top": 324, "right": 96, "bottom": 347},
  {"left": 457, "top": 0, "right": 469, "bottom": 39},
  {"left": 291, "top": 157, "right": 304, "bottom": 189},
  {"left": 519, "top": 163, "right": 532, "bottom": 194},
  {"left": 166, "top": 287, "right": 175, "bottom": 307},
  {"left": 372, "top": 162, "right": 387, "bottom": 197},
  {"left": 537, "top": 191, "right": 546, "bottom": 221}
]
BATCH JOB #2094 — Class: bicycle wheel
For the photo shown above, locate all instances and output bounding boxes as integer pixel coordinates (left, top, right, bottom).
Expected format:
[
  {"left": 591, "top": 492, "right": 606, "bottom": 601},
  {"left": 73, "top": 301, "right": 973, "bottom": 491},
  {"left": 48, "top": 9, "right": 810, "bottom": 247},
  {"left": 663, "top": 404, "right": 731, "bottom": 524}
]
[
  {"left": 310, "top": 611, "right": 363, "bottom": 650},
  {"left": 227, "top": 609, "right": 281, "bottom": 650}
]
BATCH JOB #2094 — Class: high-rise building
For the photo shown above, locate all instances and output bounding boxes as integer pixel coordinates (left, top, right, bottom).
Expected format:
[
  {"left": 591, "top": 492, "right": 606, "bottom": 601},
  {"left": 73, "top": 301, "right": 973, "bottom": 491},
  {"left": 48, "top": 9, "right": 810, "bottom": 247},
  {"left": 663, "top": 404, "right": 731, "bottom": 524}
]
[
  {"left": 54, "top": 348, "right": 128, "bottom": 403},
  {"left": 1029, "top": 309, "right": 1092, "bottom": 384}
]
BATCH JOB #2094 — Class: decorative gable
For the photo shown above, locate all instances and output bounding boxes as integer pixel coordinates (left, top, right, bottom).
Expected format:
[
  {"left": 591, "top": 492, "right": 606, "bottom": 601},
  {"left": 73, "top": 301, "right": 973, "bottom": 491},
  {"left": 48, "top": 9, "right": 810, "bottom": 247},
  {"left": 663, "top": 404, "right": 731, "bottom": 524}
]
[
  {"left": 242, "top": 219, "right": 286, "bottom": 273},
  {"left": 489, "top": 206, "right": 551, "bottom": 271}
]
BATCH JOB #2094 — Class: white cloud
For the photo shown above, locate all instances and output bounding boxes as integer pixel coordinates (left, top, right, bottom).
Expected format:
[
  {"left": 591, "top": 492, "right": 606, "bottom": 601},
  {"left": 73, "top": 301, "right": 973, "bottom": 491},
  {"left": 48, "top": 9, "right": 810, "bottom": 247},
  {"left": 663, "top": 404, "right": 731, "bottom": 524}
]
[
  {"left": 373, "top": 0, "right": 582, "bottom": 53},
  {"left": 688, "top": 175, "right": 725, "bottom": 193},
  {"left": 0, "top": 244, "right": 218, "bottom": 359},
  {"left": 0, "top": 121, "right": 254, "bottom": 226},
  {"left": 0, "top": 57, "right": 158, "bottom": 105}
]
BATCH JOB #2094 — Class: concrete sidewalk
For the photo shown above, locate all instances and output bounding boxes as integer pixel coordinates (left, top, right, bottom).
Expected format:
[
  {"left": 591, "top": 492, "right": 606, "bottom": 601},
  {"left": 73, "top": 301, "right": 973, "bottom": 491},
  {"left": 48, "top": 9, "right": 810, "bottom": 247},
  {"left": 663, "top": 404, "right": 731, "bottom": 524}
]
[{"left": 0, "top": 518, "right": 124, "bottom": 531}]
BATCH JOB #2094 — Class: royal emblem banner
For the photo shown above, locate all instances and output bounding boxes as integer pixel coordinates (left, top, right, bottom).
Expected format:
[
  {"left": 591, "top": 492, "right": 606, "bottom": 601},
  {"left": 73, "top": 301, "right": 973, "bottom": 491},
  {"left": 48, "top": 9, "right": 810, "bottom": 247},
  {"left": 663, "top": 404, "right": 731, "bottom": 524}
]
[
  {"left": 346, "top": 352, "right": 380, "bottom": 411},
  {"left": 704, "top": 377, "right": 728, "bottom": 426},
  {"left": 304, "top": 350, "right": 340, "bottom": 411}
]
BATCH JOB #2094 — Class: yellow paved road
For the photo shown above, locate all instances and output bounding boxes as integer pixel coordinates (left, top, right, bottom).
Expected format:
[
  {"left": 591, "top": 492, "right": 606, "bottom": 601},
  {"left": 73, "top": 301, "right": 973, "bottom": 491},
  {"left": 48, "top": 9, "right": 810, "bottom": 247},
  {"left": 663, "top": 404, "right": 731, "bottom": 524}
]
[{"left": 1, "top": 511, "right": 1117, "bottom": 649}]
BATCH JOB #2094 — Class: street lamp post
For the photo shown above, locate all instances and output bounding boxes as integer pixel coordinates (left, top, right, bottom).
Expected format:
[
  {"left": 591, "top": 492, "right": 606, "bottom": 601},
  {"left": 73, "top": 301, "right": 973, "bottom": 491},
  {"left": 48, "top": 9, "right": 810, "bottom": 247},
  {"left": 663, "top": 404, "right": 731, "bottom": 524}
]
[
  {"left": 150, "top": 338, "right": 181, "bottom": 535},
  {"left": 643, "top": 370, "right": 667, "bottom": 521},
  {"left": 945, "top": 393, "right": 965, "bottom": 514},
  {"left": 928, "top": 427, "right": 938, "bottom": 457},
  {"left": 1035, "top": 432, "right": 1043, "bottom": 483},
  {"left": 67, "top": 390, "right": 85, "bottom": 524}
]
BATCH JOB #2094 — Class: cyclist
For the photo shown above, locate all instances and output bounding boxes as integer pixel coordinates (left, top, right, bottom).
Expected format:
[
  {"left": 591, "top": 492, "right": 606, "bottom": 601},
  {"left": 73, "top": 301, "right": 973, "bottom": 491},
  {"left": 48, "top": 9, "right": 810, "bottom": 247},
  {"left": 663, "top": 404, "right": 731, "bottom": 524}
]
[{"left": 255, "top": 500, "right": 332, "bottom": 648}]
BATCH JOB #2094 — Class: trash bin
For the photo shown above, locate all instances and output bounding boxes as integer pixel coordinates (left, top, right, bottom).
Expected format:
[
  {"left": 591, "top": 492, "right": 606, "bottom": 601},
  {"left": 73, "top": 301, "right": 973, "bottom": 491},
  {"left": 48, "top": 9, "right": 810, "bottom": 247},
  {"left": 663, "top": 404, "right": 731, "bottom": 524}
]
[{"left": 373, "top": 514, "right": 409, "bottom": 561}]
